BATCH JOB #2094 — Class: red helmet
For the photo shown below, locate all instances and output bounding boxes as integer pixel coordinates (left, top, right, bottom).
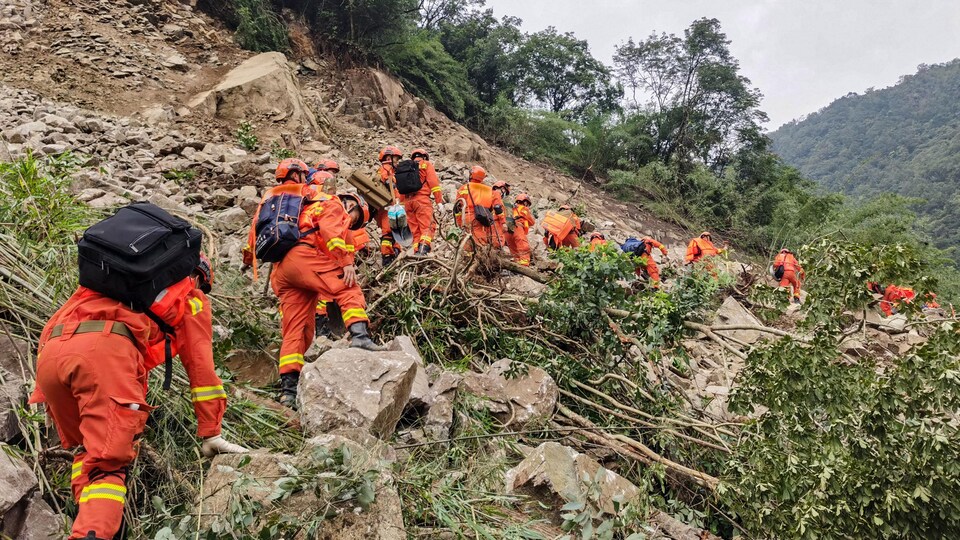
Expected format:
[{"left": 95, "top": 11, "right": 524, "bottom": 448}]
[
  {"left": 378, "top": 146, "right": 402, "bottom": 162},
  {"left": 316, "top": 159, "right": 340, "bottom": 173},
  {"left": 195, "top": 253, "right": 213, "bottom": 294},
  {"left": 338, "top": 193, "right": 370, "bottom": 230},
  {"left": 515, "top": 193, "right": 531, "bottom": 205},
  {"left": 469, "top": 165, "right": 487, "bottom": 183},
  {"left": 411, "top": 148, "right": 429, "bottom": 160},
  {"left": 590, "top": 232, "right": 605, "bottom": 241},
  {"left": 275, "top": 158, "right": 309, "bottom": 181},
  {"left": 493, "top": 180, "right": 510, "bottom": 195},
  {"left": 308, "top": 170, "right": 334, "bottom": 186}
]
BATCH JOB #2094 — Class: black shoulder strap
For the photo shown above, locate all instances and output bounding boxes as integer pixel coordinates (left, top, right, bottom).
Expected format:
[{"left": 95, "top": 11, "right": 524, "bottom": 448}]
[{"left": 144, "top": 309, "right": 176, "bottom": 390}]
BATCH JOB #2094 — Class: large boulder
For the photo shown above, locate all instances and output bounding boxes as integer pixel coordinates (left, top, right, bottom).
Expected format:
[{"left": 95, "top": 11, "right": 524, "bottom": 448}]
[
  {"left": 188, "top": 52, "right": 320, "bottom": 136},
  {"left": 461, "top": 359, "right": 557, "bottom": 429},
  {"left": 1, "top": 492, "right": 64, "bottom": 539},
  {"left": 712, "top": 296, "right": 764, "bottom": 344},
  {"left": 0, "top": 446, "right": 37, "bottom": 514},
  {"left": 0, "top": 337, "right": 29, "bottom": 442},
  {"left": 298, "top": 337, "right": 419, "bottom": 438}
]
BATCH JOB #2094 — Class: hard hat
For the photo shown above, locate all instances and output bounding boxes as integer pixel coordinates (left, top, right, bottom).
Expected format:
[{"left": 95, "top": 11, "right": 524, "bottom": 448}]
[
  {"left": 378, "top": 146, "right": 402, "bottom": 162},
  {"left": 590, "top": 232, "right": 605, "bottom": 240},
  {"left": 700, "top": 231, "right": 712, "bottom": 238},
  {"left": 469, "top": 165, "right": 487, "bottom": 183},
  {"left": 275, "top": 158, "right": 309, "bottom": 181},
  {"left": 316, "top": 159, "right": 340, "bottom": 173},
  {"left": 515, "top": 193, "right": 531, "bottom": 204},
  {"left": 338, "top": 193, "right": 370, "bottom": 230},
  {"left": 493, "top": 180, "right": 510, "bottom": 194},
  {"left": 559, "top": 204, "right": 572, "bottom": 211},
  {"left": 411, "top": 148, "right": 429, "bottom": 160},
  {"left": 307, "top": 170, "right": 334, "bottom": 186}
]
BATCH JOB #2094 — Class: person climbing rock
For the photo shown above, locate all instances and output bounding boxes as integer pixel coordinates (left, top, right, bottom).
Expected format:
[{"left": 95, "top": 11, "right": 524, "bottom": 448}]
[
  {"left": 376, "top": 146, "right": 403, "bottom": 266},
  {"left": 30, "top": 252, "right": 247, "bottom": 540},
  {"left": 621, "top": 236, "right": 668, "bottom": 288},
  {"left": 507, "top": 193, "right": 535, "bottom": 266},
  {"left": 404, "top": 148, "right": 444, "bottom": 256},
  {"left": 588, "top": 232, "right": 608, "bottom": 251},
  {"left": 543, "top": 204, "right": 581, "bottom": 249},
  {"left": 773, "top": 248, "right": 805, "bottom": 304},
  {"left": 684, "top": 231, "right": 725, "bottom": 265},
  {"left": 455, "top": 165, "right": 505, "bottom": 249},
  {"left": 868, "top": 282, "right": 917, "bottom": 316}
]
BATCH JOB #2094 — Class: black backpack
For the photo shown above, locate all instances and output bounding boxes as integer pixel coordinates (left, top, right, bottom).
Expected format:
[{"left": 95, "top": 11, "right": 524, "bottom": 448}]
[
  {"left": 254, "top": 189, "right": 316, "bottom": 263},
  {"left": 394, "top": 159, "right": 423, "bottom": 195},
  {"left": 78, "top": 202, "right": 202, "bottom": 389},
  {"left": 773, "top": 265, "right": 785, "bottom": 280}
]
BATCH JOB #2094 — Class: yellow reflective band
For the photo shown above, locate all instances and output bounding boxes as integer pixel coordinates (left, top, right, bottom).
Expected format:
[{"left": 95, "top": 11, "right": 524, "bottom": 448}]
[
  {"left": 191, "top": 385, "right": 227, "bottom": 403},
  {"left": 79, "top": 483, "right": 126, "bottom": 504},
  {"left": 342, "top": 308, "right": 368, "bottom": 322},
  {"left": 381, "top": 240, "right": 393, "bottom": 247},
  {"left": 431, "top": 186, "right": 442, "bottom": 192},
  {"left": 421, "top": 235, "right": 432, "bottom": 243},
  {"left": 72, "top": 461, "right": 83, "bottom": 480},
  {"left": 326, "top": 238, "right": 347, "bottom": 251},
  {"left": 316, "top": 300, "right": 327, "bottom": 309},
  {"left": 345, "top": 244, "right": 356, "bottom": 253},
  {"left": 420, "top": 162, "right": 428, "bottom": 169},
  {"left": 278, "top": 354, "right": 305, "bottom": 368},
  {"left": 189, "top": 297, "right": 203, "bottom": 316}
]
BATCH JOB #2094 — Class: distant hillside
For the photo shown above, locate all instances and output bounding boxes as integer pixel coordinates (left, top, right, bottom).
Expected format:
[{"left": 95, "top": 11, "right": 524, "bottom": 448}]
[{"left": 770, "top": 59, "right": 960, "bottom": 260}]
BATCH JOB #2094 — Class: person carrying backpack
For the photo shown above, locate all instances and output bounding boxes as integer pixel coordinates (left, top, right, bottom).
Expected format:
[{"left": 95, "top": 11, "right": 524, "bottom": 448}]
[
  {"left": 31, "top": 208, "right": 247, "bottom": 540},
  {"left": 508, "top": 193, "right": 536, "bottom": 266},
  {"left": 455, "top": 166, "right": 505, "bottom": 249},
  {"left": 684, "top": 231, "right": 725, "bottom": 265},
  {"left": 588, "top": 232, "right": 608, "bottom": 251},
  {"left": 402, "top": 148, "right": 444, "bottom": 256},
  {"left": 773, "top": 248, "right": 805, "bottom": 304},
  {"left": 375, "top": 146, "right": 405, "bottom": 265},
  {"left": 543, "top": 205, "right": 582, "bottom": 249}
]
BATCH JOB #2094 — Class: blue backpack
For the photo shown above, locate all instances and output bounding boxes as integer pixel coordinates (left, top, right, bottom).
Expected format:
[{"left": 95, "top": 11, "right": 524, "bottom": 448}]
[
  {"left": 620, "top": 237, "right": 648, "bottom": 258},
  {"left": 254, "top": 188, "right": 317, "bottom": 263}
]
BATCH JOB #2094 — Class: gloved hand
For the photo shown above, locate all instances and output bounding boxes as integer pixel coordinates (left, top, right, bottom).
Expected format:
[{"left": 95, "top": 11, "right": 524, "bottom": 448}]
[{"left": 201, "top": 435, "right": 249, "bottom": 458}]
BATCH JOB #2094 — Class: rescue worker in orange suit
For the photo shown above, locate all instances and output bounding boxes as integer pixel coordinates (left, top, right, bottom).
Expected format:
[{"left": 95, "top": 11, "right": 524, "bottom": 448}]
[
  {"left": 868, "top": 282, "right": 917, "bottom": 316},
  {"left": 314, "top": 159, "right": 340, "bottom": 194},
  {"left": 543, "top": 205, "right": 581, "bottom": 249},
  {"left": 588, "top": 232, "right": 608, "bottom": 251},
  {"left": 376, "top": 146, "right": 403, "bottom": 266},
  {"left": 406, "top": 148, "right": 444, "bottom": 255},
  {"left": 685, "top": 231, "right": 725, "bottom": 265},
  {"left": 509, "top": 193, "right": 535, "bottom": 265},
  {"left": 773, "top": 248, "right": 805, "bottom": 304},
  {"left": 455, "top": 166, "right": 505, "bottom": 249},
  {"left": 243, "top": 159, "right": 382, "bottom": 407},
  {"left": 494, "top": 181, "right": 519, "bottom": 260},
  {"left": 308, "top": 169, "right": 338, "bottom": 337},
  {"left": 30, "top": 255, "right": 248, "bottom": 540},
  {"left": 637, "top": 236, "right": 668, "bottom": 288}
]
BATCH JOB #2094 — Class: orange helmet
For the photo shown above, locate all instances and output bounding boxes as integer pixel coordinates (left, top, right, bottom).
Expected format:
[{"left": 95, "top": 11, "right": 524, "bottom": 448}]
[
  {"left": 700, "top": 231, "right": 712, "bottom": 238},
  {"left": 867, "top": 281, "right": 884, "bottom": 294},
  {"left": 307, "top": 170, "right": 334, "bottom": 186},
  {"left": 515, "top": 193, "right": 531, "bottom": 205},
  {"left": 559, "top": 204, "right": 572, "bottom": 211},
  {"left": 338, "top": 193, "right": 370, "bottom": 230},
  {"left": 590, "top": 232, "right": 605, "bottom": 241},
  {"left": 275, "top": 158, "right": 309, "bottom": 181},
  {"left": 411, "top": 148, "right": 429, "bottom": 160},
  {"left": 378, "top": 146, "right": 402, "bottom": 162},
  {"left": 316, "top": 159, "right": 340, "bottom": 173},
  {"left": 195, "top": 252, "right": 213, "bottom": 294},
  {"left": 493, "top": 180, "right": 510, "bottom": 195},
  {"left": 469, "top": 165, "right": 487, "bottom": 183}
]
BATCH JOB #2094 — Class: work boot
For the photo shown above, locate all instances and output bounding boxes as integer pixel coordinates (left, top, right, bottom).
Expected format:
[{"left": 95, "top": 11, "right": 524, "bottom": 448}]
[
  {"left": 416, "top": 243, "right": 431, "bottom": 256},
  {"left": 83, "top": 532, "right": 107, "bottom": 540},
  {"left": 792, "top": 297, "right": 802, "bottom": 305},
  {"left": 315, "top": 314, "right": 332, "bottom": 338},
  {"left": 348, "top": 322, "right": 386, "bottom": 351},
  {"left": 382, "top": 253, "right": 397, "bottom": 267},
  {"left": 279, "top": 371, "right": 300, "bottom": 410}
]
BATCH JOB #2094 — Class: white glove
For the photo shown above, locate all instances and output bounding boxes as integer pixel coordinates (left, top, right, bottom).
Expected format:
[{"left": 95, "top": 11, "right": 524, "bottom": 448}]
[{"left": 201, "top": 435, "right": 249, "bottom": 458}]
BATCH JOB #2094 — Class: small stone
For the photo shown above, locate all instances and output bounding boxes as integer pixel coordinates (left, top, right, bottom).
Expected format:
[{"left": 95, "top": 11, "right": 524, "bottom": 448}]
[{"left": 2, "top": 121, "right": 47, "bottom": 143}]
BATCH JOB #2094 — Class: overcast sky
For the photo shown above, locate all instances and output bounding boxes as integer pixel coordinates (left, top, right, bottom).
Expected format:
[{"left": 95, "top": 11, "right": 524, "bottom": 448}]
[{"left": 484, "top": 0, "right": 960, "bottom": 130}]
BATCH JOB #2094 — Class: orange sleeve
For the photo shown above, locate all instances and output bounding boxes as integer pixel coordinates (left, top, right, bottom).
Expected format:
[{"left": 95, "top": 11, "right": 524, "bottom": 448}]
[
  {"left": 685, "top": 240, "right": 698, "bottom": 263},
  {"left": 175, "top": 289, "right": 226, "bottom": 438},
  {"left": 518, "top": 207, "right": 535, "bottom": 228},
  {"left": 652, "top": 239, "right": 667, "bottom": 255},
  {"left": 425, "top": 162, "right": 443, "bottom": 204},
  {"left": 306, "top": 197, "right": 355, "bottom": 268}
]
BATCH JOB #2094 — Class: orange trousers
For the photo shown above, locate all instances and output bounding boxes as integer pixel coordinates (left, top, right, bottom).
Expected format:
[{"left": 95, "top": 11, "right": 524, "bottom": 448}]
[
  {"left": 545, "top": 232, "right": 579, "bottom": 249},
  {"left": 505, "top": 228, "right": 531, "bottom": 265},
  {"left": 467, "top": 219, "right": 504, "bottom": 249},
  {"left": 403, "top": 195, "right": 436, "bottom": 250},
  {"left": 376, "top": 211, "right": 397, "bottom": 256},
  {"left": 779, "top": 270, "right": 801, "bottom": 300},
  {"left": 37, "top": 330, "right": 151, "bottom": 539},
  {"left": 272, "top": 246, "right": 368, "bottom": 374},
  {"left": 636, "top": 258, "right": 661, "bottom": 287}
]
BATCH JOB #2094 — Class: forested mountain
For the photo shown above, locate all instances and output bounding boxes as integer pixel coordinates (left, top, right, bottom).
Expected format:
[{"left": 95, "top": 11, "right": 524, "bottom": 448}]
[{"left": 770, "top": 60, "right": 960, "bottom": 260}]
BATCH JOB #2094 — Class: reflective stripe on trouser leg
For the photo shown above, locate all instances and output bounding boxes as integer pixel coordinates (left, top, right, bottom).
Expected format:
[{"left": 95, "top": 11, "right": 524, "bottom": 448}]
[
  {"left": 315, "top": 299, "right": 328, "bottom": 316},
  {"left": 71, "top": 473, "right": 127, "bottom": 539}
]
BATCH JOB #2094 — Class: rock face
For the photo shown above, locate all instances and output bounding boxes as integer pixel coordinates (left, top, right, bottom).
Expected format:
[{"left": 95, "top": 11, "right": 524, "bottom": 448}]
[
  {"left": 201, "top": 433, "right": 404, "bottom": 539},
  {"left": 298, "top": 337, "right": 420, "bottom": 438},
  {"left": 189, "top": 52, "right": 320, "bottom": 136},
  {"left": 1, "top": 491, "right": 64, "bottom": 540},
  {"left": 0, "top": 336, "right": 29, "bottom": 442},
  {"left": 461, "top": 359, "right": 557, "bottom": 428},
  {"left": 712, "top": 296, "right": 764, "bottom": 344},
  {"left": 0, "top": 446, "right": 38, "bottom": 515}
]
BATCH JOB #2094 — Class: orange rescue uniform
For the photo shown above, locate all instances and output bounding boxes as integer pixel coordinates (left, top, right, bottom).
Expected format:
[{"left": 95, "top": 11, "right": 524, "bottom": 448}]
[
  {"left": 377, "top": 163, "right": 402, "bottom": 257},
  {"left": 403, "top": 158, "right": 444, "bottom": 251},
  {"left": 544, "top": 212, "right": 581, "bottom": 249},
  {"left": 880, "top": 284, "right": 916, "bottom": 316},
  {"left": 685, "top": 237, "right": 723, "bottom": 264},
  {"left": 30, "top": 279, "right": 225, "bottom": 539},
  {"left": 505, "top": 205, "right": 535, "bottom": 265},
  {"left": 588, "top": 238, "right": 608, "bottom": 251},
  {"left": 456, "top": 182, "right": 505, "bottom": 248},
  {"left": 773, "top": 251, "right": 805, "bottom": 301},
  {"left": 637, "top": 237, "right": 668, "bottom": 286}
]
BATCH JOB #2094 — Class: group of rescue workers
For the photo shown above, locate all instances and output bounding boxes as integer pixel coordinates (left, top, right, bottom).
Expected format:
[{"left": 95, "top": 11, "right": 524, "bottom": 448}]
[{"left": 31, "top": 144, "right": 941, "bottom": 539}]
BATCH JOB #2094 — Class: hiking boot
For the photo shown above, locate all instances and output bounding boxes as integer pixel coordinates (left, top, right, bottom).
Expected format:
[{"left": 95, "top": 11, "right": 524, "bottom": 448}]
[
  {"left": 415, "top": 244, "right": 431, "bottom": 256},
  {"left": 279, "top": 371, "right": 300, "bottom": 410},
  {"left": 83, "top": 532, "right": 107, "bottom": 540},
  {"left": 382, "top": 253, "right": 397, "bottom": 267},
  {"left": 315, "top": 314, "right": 332, "bottom": 338},
  {"left": 348, "top": 322, "right": 386, "bottom": 351},
  {"left": 792, "top": 297, "right": 802, "bottom": 305}
]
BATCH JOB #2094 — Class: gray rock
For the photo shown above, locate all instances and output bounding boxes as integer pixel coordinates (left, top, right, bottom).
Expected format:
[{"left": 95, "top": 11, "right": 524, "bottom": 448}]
[
  {"left": 87, "top": 192, "right": 129, "bottom": 209},
  {"left": 212, "top": 207, "right": 248, "bottom": 232},
  {"left": 40, "top": 143, "right": 67, "bottom": 155},
  {"left": 0, "top": 337, "right": 28, "bottom": 442},
  {"left": 298, "top": 337, "right": 419, "bottom": 439},
  {"left": 461, "top": 359, "right": 557, "bottom": 429},
  {"left": 0, "top": 446, "right": 37, "bottom": 514},
  {"left": 0, "top": 491, "right": 65, "bottom": 540},
  {"left": 3, "top": 121, "right": 47, "bottom": 143},
  {"left": 712, "top": 297, "right": 764, "bottom": 344}
]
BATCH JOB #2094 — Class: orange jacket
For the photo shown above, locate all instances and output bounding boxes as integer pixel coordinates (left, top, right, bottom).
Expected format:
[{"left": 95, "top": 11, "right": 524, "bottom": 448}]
[
  {"left": 773, "top": 251, "right": 805, "bottom": 278},
  {"left": 408, "top": 158, "right": 443, "bottom": 204},
  {"left": 513, "top": 205, "right": 535, "bottom": 233},
  {"left": 685, "top": 237, "right": 723, "bottom": 264},
  {"left": 378, "top": 163, "right": 401, "bottom": 202},
  {"left": 642, "top": 237, "right": 668, "bottom": 257},
  {"left": 298, "top": 193, "right": 358, "bottom": 272},
  {"left": 880, "top": 284, "right": 916, "bottom": 316},
  {"left": 455, "top": 182, "right": 504, "bottom": 226},
  {"left": 588, "top": 238, "right": 607, "bottom": 251},
  {"left": 30, "top": 278, "right": 226, "bottom": 436}
]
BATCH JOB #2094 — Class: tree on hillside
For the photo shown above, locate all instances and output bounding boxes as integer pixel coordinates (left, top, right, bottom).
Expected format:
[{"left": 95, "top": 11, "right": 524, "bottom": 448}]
[
  {"left": 417, "top": 0, "right": 485, "bottom": 30},
  {"left": 439, "top": 10, "right": 524, "bottom": 109},
  {"left": 614, "top": 18, "right": 767, "bottom": 173},
  {"left": 514, "top": 27, "right": 622, "bottom": 115}
]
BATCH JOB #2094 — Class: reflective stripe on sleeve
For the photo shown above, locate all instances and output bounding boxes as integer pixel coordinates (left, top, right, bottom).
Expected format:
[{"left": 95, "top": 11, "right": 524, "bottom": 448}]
[
  {"left": 326, "top": 238, "right": 347, "bottom": 251},
  {"left": 191, "top": 385, "right": 227, "bottom": 403},
  {"left": 189, "top": 297, "right": 203, "bottom": 316},
  {"left": 71, "top": 461, "right": 83, "bottom": 480}
]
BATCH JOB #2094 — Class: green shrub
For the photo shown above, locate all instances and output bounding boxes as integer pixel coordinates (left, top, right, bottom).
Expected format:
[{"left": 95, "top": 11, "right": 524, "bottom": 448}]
[
  {"left": 234, "top": 0, "right": 288, "bottom": 52},
  {"left": 236, "top": 121, "right": 259, "bottom": 152}
]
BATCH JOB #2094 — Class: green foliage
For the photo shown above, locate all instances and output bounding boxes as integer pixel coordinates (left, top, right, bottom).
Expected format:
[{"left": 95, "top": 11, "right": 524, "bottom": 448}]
[
  {"left": 382, "top": 32, "right": 476, "bottom": 120},
  {"left": 269, "top": 141, "right": 296, "bottom": 160},
  {"left": 236, "top": 121, "right": 259, "bottom": 152},
  {"left": 724, "top": 240, "right": 960, "bottom": 538},
  {"left": 234, "top": 0, "right": 288, "bottom": 52},
  {"left": 162, "top": 168, "right": 197, "bottom": 185},
  {"left": 558, "top": 470, "right": 648, "bottom": 540}
]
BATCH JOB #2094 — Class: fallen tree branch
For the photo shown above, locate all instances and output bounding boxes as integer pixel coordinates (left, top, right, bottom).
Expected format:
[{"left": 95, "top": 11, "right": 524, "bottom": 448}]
[{"left": 683, "top": 321, "right": 748, "bottom": 360}]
